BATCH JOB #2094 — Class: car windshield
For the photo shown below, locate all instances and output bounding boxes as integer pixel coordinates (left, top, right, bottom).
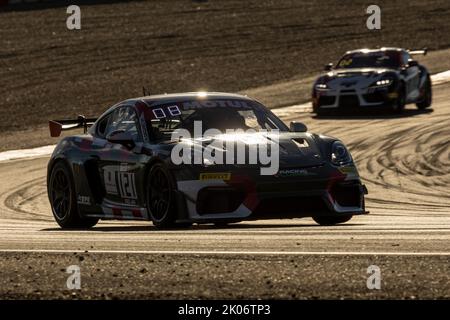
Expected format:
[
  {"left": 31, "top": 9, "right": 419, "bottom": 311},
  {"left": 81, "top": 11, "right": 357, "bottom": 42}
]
[
  {"left": 336, "top": 51, "right": 401, "bottom": 69},
  {"left": 143, "top": 99, "right": 289, "bottom": 141}
]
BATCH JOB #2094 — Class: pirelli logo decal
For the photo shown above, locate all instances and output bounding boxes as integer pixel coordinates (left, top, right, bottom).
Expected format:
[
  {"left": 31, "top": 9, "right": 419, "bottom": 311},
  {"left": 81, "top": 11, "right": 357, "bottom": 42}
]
[{"left": 199, "top": 173, "right": 231, "bottom": 181}]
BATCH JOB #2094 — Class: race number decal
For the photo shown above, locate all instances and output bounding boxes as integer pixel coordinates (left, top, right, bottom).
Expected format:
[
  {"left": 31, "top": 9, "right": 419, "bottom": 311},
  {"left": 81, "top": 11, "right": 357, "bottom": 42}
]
[
  {"left": 103, "top": 166, "right": 137, "bottom": 199},
  {"left": 118, "top": 172, "right": 137, "bottom": 199},
  {"left": 151, "top": 105, "right": 181, "bottom": 118},
  {"left": 152, "top": 108, "right": 166, "bottom": 119},
  {"left": 167, "top": 105, "right": 181, "bottom": 116},
  {"left": 104, "top": 167, "right": 118, "bottom": 195}
]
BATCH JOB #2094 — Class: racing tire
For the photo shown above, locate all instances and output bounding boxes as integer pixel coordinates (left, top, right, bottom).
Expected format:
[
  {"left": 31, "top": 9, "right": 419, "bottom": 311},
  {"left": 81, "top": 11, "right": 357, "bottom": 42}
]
[
  {"left": 313, "top": 105, "right": 328, "bottom": 117},
  {"left": 392, "top": 84, "right": 406, "bottom": 113},
  {"left": 48, "top": 162, "right": 99, "bottom": 229},
  {"left": 313, "top": 215, "right": 352, "bottom": 226},
  {"left": 416, "top": 76, "right": 432, "bottom": 110},
  {"left": 146, "top": 163, "right": 178, "bottom": 229}
]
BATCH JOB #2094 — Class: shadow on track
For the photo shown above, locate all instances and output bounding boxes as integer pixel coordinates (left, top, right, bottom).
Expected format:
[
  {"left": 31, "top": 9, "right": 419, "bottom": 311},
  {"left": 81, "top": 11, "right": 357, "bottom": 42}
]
[
  {"left": 40, "top": 222, "right": 364, "bottom": 232},
  {"left": 312, "top": 108, "right": 433, "bottom": 120}
]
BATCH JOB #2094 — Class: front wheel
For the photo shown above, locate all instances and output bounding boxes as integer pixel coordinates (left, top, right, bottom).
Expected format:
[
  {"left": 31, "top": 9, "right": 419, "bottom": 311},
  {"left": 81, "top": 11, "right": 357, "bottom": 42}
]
[
  {"left": 416, "top": 76, "right": 432, "bottom": 109},
  {"left": 392, "top": 85, "right": 406, "bottom": 113},
  {"left": 146, "top": 163, "right": 178, "bottom": 229},
  {"left": 313, "top": 215, "right": 352, "bottom": 226},
  {"left": 48, "top": 162, "right": 98, "bottom": 229}
]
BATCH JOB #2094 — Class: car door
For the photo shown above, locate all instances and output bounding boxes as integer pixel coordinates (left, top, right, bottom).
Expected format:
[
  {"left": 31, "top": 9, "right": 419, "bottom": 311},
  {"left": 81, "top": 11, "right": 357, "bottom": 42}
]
[
  {"left": 401, "top": 51, "right": 421, "bottom": 102},
  {"left": 96, "top": 106, "right": 145, "bottom": 207}
]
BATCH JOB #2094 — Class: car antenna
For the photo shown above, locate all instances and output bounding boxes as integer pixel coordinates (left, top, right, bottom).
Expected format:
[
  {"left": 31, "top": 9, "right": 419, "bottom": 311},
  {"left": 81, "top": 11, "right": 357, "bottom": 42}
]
[{"left": 143, "top": 86, "right": 150, "bottom": 96}]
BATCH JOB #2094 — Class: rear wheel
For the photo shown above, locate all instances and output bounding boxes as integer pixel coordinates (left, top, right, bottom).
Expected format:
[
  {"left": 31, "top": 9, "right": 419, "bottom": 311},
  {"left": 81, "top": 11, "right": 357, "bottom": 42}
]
[
  {"left": 313, "top": 215, "right": 352, "bottom": 226},
  {"left": 416, "top": 76, "right": 432, "bottom": 109},
  {"left": 146, "top": 163, "right": 178, "bottom": 229},
  {"left": 49, "top": 162, "right": 98, "bottom": 229}
]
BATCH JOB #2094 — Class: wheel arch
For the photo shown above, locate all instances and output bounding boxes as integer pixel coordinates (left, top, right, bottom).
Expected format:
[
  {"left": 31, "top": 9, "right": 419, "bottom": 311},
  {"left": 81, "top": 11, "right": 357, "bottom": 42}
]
[
  {"left": 143, "top": 158, "right": 190, "bottom": 223},
  {"left": 47, "top": 154, "right": 97, "bottom": 219},
  {"left": 47, "top": 156, "right": 74, "bottom": 193}
]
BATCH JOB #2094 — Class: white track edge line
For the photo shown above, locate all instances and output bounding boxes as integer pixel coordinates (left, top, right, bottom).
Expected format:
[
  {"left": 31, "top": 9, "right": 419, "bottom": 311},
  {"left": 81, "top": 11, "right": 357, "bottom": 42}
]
[{"left": 1, "top": 249, "right": 450, "bottom": 256}]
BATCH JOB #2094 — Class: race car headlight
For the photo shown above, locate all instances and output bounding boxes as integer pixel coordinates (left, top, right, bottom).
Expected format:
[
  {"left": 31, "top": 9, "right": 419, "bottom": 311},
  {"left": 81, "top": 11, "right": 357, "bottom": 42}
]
[
  {"left": 315, "top": 76, "right": 331, "bottom": 91},
  {"left": 370, "top": 77, "right": 394, "bottom": 88},
  {"left": 331, "top": 141, "right": 353, "bottom": 166},
  {"left": 315, "top": 83, "right": 329, "bottom": 90},
  {"left": 375, "top": 79, "right": 392, "bottom": 86}
]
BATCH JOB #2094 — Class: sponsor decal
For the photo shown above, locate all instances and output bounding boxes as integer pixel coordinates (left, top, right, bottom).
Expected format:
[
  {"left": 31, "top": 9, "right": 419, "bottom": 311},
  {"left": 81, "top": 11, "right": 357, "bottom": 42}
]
[
  {"left": 118, "top": 172, "right": 137, "bottom": 199},
  {"left": 148, "top": 100, "right": 251, "bottom": 119},
  {"left": 276, "top": 168, "right": 316, "bottom": 177},
  {"left": 199, "top": 172, "right": 231, "bottom": 181},
  {"left": 152, "top": 105, "right": 182, "bottom": 119},
  {"left": 104, "top": 167, "right": 119, "bottom": 195},
  {"left": 77, "top": 195, "right": 91, "bottom": 205},
  {"left": 103, "top": 164, "right": 138, "bottom": 199},
  {"left": 181, "top": 100, "right": 251, "bottom": 110}
]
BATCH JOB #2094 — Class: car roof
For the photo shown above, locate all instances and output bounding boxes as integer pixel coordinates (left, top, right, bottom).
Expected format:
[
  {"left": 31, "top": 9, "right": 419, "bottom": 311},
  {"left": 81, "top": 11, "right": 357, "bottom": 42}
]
[
  {"left": 124, "top": 92, "right": 254, "bottom": 106},
  {"left": 99, "top": 92, "right": 261, "bottom": 119},
  {"left": 344, "top": 47, "right": 405, "bottom": 55}
]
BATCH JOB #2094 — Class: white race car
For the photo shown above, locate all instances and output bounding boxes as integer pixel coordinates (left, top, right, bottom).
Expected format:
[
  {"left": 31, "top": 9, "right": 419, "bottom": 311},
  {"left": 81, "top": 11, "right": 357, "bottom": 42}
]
[{"left": 312, "top": 47, "right": 432, "bottom": 114}]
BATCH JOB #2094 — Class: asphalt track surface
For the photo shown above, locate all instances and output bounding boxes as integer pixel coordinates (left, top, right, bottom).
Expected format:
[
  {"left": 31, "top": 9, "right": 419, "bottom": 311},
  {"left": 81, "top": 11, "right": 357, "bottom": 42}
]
[{"left": 0, "top": 83, "right": 449, "bottom": 299}]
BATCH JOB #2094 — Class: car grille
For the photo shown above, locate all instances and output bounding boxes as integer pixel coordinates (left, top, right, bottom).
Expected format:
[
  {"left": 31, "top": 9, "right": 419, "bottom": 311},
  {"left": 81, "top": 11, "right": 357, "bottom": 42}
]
[
  {"left": 339, "top": 95, "right": 359, "bottom": 108},
  {"left": 252, "top": 196, "right": 331, "bottom": 217},
  {"left": 330, "top": 183, "right": 362, "bottom": 207},
  {"left": 363, "top": 92, "right": 386, "bottom": 103},
  {"left": 318, "top": 96, "right": 336, "bottom": 106},
  {"left": 196, "top": 187, "right": 245, "bottom": 215}
]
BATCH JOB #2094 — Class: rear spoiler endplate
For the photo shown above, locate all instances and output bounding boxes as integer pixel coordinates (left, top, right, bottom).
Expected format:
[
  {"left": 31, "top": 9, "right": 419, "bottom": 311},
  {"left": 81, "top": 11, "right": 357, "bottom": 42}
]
[
  {"left": 49, "top": 115, "right": 97, "bottom": 137},
  {"left": 407, "top": 47, "right": 428, "bottom": 56}
]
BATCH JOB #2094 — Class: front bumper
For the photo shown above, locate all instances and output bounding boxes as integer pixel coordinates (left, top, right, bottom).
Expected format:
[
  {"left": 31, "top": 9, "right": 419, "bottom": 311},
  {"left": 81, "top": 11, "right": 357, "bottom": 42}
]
[
  {"left": 313, "top": 86, "right": 398, "bottom": 109},
  {"left": 176, "top": 172, "right": 368, "bottom": 222}
]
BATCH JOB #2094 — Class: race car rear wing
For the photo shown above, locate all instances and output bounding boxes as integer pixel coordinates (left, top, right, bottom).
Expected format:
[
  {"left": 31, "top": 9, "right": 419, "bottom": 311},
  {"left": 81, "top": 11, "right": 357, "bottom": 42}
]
[
  {"left": 49, "top": 115, "right": 97, "bottom": 137},
  {"left": 407, "top": 48, "right": 428, "bottom": 56}
]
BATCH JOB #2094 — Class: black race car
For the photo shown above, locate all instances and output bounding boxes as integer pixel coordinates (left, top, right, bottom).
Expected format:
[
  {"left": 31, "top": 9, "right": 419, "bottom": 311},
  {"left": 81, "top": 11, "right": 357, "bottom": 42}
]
[
  {"left": 312, "top": 47, "right": 432, "bottom": 114},
  {"left": 47, "top": 92, "right": 367, "bottom": 229}
]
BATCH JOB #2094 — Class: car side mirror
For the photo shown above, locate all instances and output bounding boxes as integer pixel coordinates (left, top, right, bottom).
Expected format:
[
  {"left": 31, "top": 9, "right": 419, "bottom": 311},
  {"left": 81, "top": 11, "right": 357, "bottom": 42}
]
[
  {"left": 324, "top": 63, "right": 333, "bottom": 71},
  {"left": 408, "top": 59, "right": 418, "bottom": 67},
  {"left": 290, "top": 121, "right": 308, "bottom": 132},
  {"left": 106, "top": 130, "right": 135, "bottom": 148}
]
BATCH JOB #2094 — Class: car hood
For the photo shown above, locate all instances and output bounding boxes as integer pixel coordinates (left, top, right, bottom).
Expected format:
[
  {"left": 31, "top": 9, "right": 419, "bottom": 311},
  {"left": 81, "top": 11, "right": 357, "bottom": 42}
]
[
  {"left": 320, "top": 68, "right": 397, "bottom": 90},
  {"left": 165, "top": 131, "right": 326, "bottom": 168}
]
